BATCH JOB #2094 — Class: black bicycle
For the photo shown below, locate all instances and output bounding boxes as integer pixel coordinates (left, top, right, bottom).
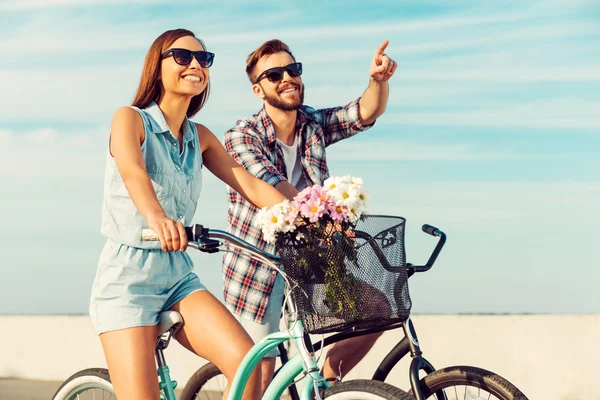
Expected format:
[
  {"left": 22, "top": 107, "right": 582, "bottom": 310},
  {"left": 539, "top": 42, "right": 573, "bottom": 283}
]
[{"left": 179, "top": 217, "right": 528, "bottom": 400}]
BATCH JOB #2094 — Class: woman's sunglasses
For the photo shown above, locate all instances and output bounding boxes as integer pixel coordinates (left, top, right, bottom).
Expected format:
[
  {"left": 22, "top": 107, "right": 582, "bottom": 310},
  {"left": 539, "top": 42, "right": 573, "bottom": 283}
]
[
  {"left": 161, "top": 48, "right": 215, "bottom": 68},
  {"left": 254, "top": 62, "right": 303, "bottom": 84}
]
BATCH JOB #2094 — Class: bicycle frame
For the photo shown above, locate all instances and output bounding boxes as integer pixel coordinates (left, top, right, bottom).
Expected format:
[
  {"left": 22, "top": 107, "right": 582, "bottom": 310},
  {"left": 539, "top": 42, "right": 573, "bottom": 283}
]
[
  {"left": 156, "top": 331, "right": 178, "bottom": 400},
  {"left": 276, "top": 318, "right": 437, "bottom": 400},
  {"left": 228, "top": 318, "right": 331, "bottom": 400}
]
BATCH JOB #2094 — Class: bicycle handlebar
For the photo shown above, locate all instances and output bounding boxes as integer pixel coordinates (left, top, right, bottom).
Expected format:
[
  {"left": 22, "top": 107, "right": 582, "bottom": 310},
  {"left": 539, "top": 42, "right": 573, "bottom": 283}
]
[
  {"left": 141, "top": 220, "right": 446, "bottom": 276},
  {"left": 141, "top": 226, "right": 281, "bottom": 262},
  {"left": 422, "top": 224, "right": 440, "bottom": 237},
  {"left": 406, "top": 224, "right": 447, "bottom": 277}
]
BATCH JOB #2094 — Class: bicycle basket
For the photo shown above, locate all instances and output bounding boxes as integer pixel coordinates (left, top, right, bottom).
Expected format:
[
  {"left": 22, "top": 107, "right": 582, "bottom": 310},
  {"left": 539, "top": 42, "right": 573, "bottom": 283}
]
[{"left": 279, "top": 215, "right": 411, "bottom": 334}]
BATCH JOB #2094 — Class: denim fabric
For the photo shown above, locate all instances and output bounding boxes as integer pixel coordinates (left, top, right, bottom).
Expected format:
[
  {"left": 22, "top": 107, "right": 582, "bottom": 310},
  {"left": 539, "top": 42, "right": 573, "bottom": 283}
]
[
  {"left": 90, "top": 239, "right": 206, "bottom": 334},
  {"left": 100, "top": 102, "right": 203, "bottom": 249},
  {"left": 90, "top": 102, "right": 206, "bottom": 334}
]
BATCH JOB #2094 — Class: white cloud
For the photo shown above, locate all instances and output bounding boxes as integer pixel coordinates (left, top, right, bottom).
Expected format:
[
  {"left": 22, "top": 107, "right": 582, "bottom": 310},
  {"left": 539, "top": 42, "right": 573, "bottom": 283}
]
[
  {"left": 373, "top": 181, "right": 600, "bottom": 235},
  {"left": 201, "top": 13, "right": 528, "bottom": 46},
  {"left": 386, "top": 98, "right": 600, "bottom": 130},
  {"left": 0, "top": 0, "right": 169, "bottom": 11},
  {"left": 0, "top": 64, "right": 139, "bottom": 121},
  {"left": 401, "top": 66, "right": 600, "bottom": 83},
  {"left": 2, "top": 7, "right": 588, "bottom": 55},
  {"left": 329, "top": 140, "right": 517, "bottom": 161},
  {"left": 384, "top": 20, "right": 599, "bottom": 61},
  {"left": 0, "top": 128, "right": 108, "bottom": 178}
]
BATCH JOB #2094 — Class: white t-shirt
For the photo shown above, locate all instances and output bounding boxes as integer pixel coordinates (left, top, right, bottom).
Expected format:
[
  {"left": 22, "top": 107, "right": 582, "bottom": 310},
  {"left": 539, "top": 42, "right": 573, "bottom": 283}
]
[{"left": 277, "top": 137, "right": 308, "bottom": 191}]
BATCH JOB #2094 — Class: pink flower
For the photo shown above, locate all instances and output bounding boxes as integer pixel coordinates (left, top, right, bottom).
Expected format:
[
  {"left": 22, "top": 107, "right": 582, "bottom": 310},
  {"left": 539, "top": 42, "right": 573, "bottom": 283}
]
[
  {"left": 309, "top": 185, "right": 328, "bottom": 201},
  {"left": 299, "top": 196, "right": 326, "bottom": 223},
  {"left": 295, "top": 186, "right": 313, "bottom": 203},
  {"left": 328, "top": 203, "right": 349, "bottom": 223}
]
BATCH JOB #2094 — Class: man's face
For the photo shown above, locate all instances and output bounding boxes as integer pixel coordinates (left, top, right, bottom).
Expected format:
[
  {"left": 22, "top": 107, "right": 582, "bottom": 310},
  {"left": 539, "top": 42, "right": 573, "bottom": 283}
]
[{"left": 253, "top": 51, "right": 304, "bottom": 111}]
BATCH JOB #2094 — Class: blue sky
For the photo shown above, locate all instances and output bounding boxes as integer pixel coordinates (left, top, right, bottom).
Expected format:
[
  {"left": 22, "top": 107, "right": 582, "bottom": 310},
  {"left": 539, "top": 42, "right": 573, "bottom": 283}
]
[{"left": 0, "top": 0, "right": 598, "bottom": 315}]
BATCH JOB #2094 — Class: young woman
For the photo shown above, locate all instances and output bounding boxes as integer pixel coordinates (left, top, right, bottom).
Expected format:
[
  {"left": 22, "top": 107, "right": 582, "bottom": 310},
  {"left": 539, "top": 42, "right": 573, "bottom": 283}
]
[{"left": 89, "top": 29, "right": 286, "bottom": 400}]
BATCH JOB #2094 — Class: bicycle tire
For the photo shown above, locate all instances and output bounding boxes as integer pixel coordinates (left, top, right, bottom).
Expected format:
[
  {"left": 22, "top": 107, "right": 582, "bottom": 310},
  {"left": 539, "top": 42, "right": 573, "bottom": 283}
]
[
  {"left": 323, "top": 379, "right": 413, "bottom": 400},
  {"left": 52, "top": 368, "right": 115, "bottom": 400},
  {"left": 179, "top": 362, "right": 227, "bottom": 400},
  {"left": 409, "top": 365, "right": 528, "bottom": 400}
]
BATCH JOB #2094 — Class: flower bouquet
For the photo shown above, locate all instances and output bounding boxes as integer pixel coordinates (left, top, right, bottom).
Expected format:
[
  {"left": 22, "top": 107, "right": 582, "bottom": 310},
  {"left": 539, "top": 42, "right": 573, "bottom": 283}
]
[{"left": 256, "top": 176, "right": 371, "bottom": 321}]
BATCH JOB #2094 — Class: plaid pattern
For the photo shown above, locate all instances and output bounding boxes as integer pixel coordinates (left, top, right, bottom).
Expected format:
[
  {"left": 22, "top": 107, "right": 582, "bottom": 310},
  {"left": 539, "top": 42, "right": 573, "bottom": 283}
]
[{"left": 223, "top": 98, "right": 374, "bottom": 323}]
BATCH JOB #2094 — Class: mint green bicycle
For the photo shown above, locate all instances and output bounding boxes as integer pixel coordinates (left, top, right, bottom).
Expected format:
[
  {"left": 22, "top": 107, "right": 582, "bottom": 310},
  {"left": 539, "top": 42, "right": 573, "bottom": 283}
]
[{"left": 52, "top": 222, "right": 412, "bottom": 400}]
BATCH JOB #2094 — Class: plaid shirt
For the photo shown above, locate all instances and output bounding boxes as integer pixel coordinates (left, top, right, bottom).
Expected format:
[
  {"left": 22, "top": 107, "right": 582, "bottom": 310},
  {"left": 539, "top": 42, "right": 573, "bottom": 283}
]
[{"left": 223, "top": 98, "right": 374, "bottom": 323}]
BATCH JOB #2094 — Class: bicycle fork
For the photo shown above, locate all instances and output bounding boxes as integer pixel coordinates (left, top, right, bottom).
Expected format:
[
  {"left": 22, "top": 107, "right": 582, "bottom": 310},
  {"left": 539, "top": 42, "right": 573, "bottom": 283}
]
[{"left": 371, "top": 317, "right": 446, "bottom": 400}]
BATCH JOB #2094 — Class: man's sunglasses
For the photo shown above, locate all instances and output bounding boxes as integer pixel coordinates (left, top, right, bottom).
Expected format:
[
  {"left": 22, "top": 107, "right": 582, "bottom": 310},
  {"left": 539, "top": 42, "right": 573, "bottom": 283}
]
[
  {"left": 161, "top": 48, "right": 215, "bottom": 68},
  {"left": 254, "top": 62, "right": 302, "bottom": 84}
]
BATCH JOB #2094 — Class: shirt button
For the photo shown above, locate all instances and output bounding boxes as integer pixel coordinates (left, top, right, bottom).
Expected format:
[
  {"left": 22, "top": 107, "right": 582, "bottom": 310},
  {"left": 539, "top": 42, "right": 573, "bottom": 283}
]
[
  {"left": 179, "top": 215, "right": 184, "bottom": 220},
  {"left": 172, "top": 142, "right": 177, "bottom": 147},
  {"left": 182, "top": 188, "right": 186, "bottom": 193},
  {"left": 176, "top": 166, "right": 181, "bottom": 171}
]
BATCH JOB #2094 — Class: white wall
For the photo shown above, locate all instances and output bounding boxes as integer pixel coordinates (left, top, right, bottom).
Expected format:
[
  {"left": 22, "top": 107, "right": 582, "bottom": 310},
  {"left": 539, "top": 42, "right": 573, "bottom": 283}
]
[{"left": 1, "top": 315, "right": 598, "bottom": 399}]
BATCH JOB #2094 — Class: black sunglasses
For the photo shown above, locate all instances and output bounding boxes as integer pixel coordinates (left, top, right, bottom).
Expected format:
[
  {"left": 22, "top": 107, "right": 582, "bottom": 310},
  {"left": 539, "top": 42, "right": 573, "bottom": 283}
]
[
  {"left": 254, "top": 62, "right": 302, "bottom": 84},
  {"left": 161, "top": 48, "right": 215, "bottom": 68}
]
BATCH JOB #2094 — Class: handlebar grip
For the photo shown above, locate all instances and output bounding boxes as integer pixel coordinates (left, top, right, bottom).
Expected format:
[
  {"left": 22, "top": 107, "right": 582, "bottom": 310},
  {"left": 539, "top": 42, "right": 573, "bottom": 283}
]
[
  {"left": 140, "top": 227, "right": 195, "bottom": 241},
  {"left": 141, "top": 229, "right": 160, "bottom": 241},
  {"left": 422, "top": 224, "right": 440, "bottom": 236}
]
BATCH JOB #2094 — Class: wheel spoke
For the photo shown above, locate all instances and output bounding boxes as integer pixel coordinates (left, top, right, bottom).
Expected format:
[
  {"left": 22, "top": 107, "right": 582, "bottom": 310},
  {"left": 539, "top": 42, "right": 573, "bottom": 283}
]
[
  {"left": 67, "top": 387, "right": 117, "bottom": 400},
  {"left": 441, "top": 388, "right": 447, "bottom": 400},
  {"left": 191, "top": 373, "right": 228, "bottom": 400},
  {"left": 429, "top": 384, "right": 503, "bottom": 400}
]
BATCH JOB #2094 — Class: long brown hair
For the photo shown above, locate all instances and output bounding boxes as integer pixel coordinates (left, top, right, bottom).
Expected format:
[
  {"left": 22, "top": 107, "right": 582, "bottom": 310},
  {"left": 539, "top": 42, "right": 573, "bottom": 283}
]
[{"left": 132, "top": 29, "right": 210, "bottom": 118}]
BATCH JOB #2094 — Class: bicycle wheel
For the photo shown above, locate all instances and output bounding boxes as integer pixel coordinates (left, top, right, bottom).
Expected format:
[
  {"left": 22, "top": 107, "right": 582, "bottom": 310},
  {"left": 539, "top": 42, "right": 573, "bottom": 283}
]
[
  {"left": 324, "top": 380, "right": 413, "bottom": 400},
  {"left": 52, "top": 368, "right": 115, "bottom": 400},
  {"left": 180, "top": 362, "right": 227, "bottom": 400},
  {"left": 409, "top": 366, "right": 528, "bottom": 400}
]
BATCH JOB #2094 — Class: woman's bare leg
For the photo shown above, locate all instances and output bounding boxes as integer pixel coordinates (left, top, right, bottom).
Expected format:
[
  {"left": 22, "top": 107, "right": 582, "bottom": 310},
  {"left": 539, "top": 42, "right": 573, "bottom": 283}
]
[
  {"left": 171, "top": 290, "right": 261, "bottom": 400},
  {"left": 99, "top": 325, "right": 161, "bottom": 400}
]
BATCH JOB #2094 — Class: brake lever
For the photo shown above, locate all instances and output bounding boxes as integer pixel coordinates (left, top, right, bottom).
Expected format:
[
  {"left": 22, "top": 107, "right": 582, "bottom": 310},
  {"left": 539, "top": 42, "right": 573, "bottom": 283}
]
[
  {"left": 199, "top": 240, "right": 220, "bottom": 253},
  {"left": 197, "top": 225, "right": 221, "bottom": 253}
]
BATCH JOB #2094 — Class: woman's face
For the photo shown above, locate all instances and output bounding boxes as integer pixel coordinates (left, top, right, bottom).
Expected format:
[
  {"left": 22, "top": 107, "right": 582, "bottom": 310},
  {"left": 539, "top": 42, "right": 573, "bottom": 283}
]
[{"left": 160, "top": 35, "right": 209, "bottom": 98}]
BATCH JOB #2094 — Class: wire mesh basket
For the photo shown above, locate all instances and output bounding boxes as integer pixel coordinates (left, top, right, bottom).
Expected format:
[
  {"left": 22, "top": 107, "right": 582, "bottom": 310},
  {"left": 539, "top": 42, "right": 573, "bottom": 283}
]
[{"left": 279, "top": 215, "right": 411, "bottom": 334}]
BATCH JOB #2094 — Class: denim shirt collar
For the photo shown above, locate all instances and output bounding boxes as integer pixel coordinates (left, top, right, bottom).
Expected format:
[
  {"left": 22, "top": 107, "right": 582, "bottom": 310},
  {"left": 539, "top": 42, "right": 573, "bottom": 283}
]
[{"left": 145, "top": 101, "right": 195, "bottom": 147}]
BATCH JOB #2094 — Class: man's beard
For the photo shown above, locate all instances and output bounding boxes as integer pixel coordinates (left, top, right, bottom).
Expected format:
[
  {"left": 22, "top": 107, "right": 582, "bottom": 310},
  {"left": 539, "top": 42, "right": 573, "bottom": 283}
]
[{"left": 263, "top": 83, "right": 305, "bottom": 111}]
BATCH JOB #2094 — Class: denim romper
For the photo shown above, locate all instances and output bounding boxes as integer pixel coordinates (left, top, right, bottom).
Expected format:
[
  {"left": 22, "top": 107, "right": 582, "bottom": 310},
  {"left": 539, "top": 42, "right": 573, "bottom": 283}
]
[{"left": 89, "top": 102, "right": 206, "bottom": 334}]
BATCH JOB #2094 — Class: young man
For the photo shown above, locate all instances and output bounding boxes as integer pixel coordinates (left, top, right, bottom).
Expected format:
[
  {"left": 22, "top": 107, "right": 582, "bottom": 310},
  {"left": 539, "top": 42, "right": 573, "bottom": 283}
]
[{"left": 223, "top": 39, "right": 397, "bottom": 390}]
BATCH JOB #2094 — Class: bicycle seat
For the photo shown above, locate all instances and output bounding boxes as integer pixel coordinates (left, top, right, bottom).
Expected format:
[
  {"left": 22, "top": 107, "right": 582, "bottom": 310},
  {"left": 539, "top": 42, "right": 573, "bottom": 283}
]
[{"left": 157, "top": 311, "right": 183, "bottom": 338}]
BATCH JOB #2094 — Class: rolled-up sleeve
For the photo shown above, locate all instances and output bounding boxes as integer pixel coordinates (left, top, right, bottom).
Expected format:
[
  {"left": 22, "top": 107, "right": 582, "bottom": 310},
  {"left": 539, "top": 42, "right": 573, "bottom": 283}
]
[
  {"left": 313, "top": 97, "right": 376, "bottom": 147},
  {"left": 224, "top": 127, "right": 286, "bottom": 187}
]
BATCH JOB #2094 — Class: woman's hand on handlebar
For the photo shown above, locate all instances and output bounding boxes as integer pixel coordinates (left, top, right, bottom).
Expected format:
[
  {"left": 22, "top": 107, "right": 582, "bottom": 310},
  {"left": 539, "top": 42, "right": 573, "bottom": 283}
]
[{"left": 147, "top": 214, "right": 188, "bottom": 252}]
